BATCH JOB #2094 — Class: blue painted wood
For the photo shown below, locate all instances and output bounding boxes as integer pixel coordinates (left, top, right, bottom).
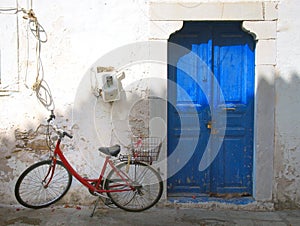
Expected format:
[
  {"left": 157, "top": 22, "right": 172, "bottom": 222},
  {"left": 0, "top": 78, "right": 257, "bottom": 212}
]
[
  {"left": 211, "top": 23, "right": 254, "bottom": 194},
  {"left": 167, "top": 22, "right": 255, "bottom": 196},
  {"left": 167, "top": 23, "right": 212, "bottom": 194}
]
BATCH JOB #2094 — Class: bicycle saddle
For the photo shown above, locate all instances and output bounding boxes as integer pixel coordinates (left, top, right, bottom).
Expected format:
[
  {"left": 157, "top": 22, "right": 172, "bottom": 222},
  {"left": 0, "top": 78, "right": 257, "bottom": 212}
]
[{"left": 98, "top": 145, "right": 121, "bottom": 157}]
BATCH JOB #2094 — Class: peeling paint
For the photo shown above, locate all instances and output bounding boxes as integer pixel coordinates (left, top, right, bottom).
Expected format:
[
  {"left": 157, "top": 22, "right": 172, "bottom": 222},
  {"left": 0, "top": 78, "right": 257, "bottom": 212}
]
[{"left": 0, "top": 0, "right": 299, "bottom": 210}]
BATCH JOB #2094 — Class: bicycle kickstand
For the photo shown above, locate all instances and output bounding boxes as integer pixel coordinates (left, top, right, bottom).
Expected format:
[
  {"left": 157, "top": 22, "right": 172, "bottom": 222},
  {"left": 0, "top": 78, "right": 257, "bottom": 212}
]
[{"left": 90, "top": 197, "right": 101, "bottom": 217}]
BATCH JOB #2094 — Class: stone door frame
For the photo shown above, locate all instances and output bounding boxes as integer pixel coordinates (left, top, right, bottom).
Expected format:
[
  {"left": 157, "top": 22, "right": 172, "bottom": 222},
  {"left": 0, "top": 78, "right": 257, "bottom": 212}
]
[{"left": 149, "top": 1, "right": 278, "bottom": 202}]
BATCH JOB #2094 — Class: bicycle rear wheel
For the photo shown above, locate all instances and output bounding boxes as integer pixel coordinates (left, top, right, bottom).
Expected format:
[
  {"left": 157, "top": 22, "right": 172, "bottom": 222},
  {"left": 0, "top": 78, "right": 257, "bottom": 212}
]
[
  {"left": 15, "top": 160, "right": 72, "bottom": 209},
  {"left": 105, "top": 161, "right": 163, "bottom": 212}
]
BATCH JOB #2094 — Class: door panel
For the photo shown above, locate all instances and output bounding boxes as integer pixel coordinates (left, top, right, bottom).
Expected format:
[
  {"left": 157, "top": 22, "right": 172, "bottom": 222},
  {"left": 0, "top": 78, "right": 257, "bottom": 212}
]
[
  {"left": 167, "top": 25, "right": 212, "bottom": 194},
  {"left": 212, "top": 24, "right": 254, "bottom": 194},
  {"left": 167, "top": 22, "right": 255, "bottom": 196}
]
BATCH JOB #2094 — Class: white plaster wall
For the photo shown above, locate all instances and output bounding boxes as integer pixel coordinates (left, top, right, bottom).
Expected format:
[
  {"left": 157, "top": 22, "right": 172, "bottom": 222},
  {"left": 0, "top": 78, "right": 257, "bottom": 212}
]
[
  {"left": 275, "top": 0, "right": 300, "bottom": 208},
  {"left": 1, "top": 0, "right": 300, "bottom": 209},
  {"left": 0, "top": 0, "right": 152, "bottom": 205}
]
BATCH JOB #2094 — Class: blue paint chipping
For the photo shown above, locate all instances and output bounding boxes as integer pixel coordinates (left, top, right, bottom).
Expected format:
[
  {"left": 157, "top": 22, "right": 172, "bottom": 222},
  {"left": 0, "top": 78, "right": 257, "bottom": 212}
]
[
  {"left": 167, "top": 21, "right": 255, "bottom": 196},
  {"left": 168, "top": 197, "right": 255, "bottom": 205}
]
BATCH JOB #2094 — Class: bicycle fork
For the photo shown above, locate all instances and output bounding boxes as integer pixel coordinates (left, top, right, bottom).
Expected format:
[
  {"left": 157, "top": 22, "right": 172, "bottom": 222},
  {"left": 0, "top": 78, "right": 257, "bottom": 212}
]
[{"left": 42, "top": 159, "right": 57, "bottom": 188}]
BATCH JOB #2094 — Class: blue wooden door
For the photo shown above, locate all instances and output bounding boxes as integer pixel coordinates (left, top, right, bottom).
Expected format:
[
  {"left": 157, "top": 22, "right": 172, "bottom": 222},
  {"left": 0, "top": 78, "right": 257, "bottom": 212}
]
[{"left": 167, "top": 22, "right": 255, "bottom": 196}]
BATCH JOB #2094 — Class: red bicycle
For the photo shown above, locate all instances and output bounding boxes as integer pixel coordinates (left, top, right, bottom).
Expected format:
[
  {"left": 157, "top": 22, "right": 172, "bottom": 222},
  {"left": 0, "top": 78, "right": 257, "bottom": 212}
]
[{"left": 14, "top": 112, "right": 163, "bottom": 216}]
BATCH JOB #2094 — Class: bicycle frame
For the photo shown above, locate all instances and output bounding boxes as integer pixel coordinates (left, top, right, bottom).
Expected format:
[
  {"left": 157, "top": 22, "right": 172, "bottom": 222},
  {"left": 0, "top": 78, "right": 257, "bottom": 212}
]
[
  {"left": 14, "top": 112, "right": 163, "bottom": 217},
  {"left": 47, "top": 138, "right": 136, "bottom": 195}
]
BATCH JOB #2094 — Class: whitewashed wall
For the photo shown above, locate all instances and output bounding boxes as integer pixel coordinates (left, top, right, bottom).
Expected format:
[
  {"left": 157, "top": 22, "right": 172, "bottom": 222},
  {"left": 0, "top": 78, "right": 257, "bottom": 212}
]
[
  {"left": 0, "top": 0, "right": 152, "bottom": 205},
  {"left": 1, "top": 0, "right": 300, "bottom": 209},
  {"left": 275, "top": 0, "right": 300, "bottom": 208}
]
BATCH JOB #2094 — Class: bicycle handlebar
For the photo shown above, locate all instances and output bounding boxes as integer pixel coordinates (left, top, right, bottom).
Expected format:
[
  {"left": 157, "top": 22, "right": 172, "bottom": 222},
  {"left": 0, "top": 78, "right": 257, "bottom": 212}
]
[
  {"left": 47, "top": 110, "right": 56, "bottom": 123},
  {"left": 52, "top": 125, "right": 73, "bottom": 140},
  {"left": 47, "top": 111, "right": 73, "bottom": 139},
  {"left": 63, "top": 131, "right": 73, "bottom": 139}
]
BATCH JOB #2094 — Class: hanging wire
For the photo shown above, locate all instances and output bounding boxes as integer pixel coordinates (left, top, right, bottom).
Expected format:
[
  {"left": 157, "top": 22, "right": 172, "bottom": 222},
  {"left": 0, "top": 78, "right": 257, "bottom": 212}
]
[
  {"left": 23, "top": 8, "right": 54, "bottom": 111},
  {"left": 1, "top": 4, "right": 54, "bottom": 111},
  {"left": 0, "top": 2, "right": 55, "bottom": 118},
  {"left": 28, "top": 19, "right": 47, "bottom": 42},
  {"left": 0, "top": 7, "right": 20, "bottom": 14},
  {"left": 33, "top": 80, "right": 55, "bottom": 111},
  {"left": 24, "top": 17, "right": 31, "bottom": 89}
]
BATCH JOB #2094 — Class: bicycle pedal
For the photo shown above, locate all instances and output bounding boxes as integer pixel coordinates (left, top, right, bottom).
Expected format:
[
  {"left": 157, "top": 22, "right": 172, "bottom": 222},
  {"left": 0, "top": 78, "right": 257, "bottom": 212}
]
[{"left": 104, "top": 198, "right": 114, "bottom": 207}]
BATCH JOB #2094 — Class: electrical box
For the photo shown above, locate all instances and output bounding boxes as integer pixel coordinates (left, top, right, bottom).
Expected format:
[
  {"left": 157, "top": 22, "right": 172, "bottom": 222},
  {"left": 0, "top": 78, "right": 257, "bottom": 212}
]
[
  {"left": 101, "top": 73, "right": 120, "bottom": 102},
  {"left": 92, "top": 67, "right": 125, "bottom": 102}
]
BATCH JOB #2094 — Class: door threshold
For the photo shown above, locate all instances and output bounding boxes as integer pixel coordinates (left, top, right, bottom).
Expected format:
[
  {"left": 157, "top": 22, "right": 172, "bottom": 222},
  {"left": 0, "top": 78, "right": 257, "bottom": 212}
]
[{"left": 167, "top": 196, "right": 254, "bottom": 205}]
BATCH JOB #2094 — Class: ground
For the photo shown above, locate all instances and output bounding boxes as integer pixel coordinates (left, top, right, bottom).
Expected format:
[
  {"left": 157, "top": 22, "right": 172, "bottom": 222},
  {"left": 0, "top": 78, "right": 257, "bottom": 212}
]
[{"left": 1, "top": 204, "right": 300, "bottom": 226}]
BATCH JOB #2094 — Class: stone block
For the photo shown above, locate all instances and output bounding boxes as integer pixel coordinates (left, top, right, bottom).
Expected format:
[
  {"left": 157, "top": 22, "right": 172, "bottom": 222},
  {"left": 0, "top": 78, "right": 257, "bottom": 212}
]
[
  {"left": 264, "top": 1, "right": 279, "bottom": 21},
  {"left": 256, "top": 65, "right": 276, "bottom": 85},
  {"left": 256, "top": 40, "right": 277, "bottom": 65},
  {"left": 149, "top": 2, "right": 264, "bottom": 21},
  {"left": 149, "top": 21, "right": 183, "bottom": 40},
  {"left": 243, "top": 21, "right": 277, "bottom": 40}
]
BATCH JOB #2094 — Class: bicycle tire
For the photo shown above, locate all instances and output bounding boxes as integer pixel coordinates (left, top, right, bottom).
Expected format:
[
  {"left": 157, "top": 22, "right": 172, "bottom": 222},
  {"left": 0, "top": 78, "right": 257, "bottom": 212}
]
[
  {"left": 15, "top": 160, "right": 72, "bottom": 209},
  {"left": 104, "top": 161, "right": 163, "bottom": 212}
]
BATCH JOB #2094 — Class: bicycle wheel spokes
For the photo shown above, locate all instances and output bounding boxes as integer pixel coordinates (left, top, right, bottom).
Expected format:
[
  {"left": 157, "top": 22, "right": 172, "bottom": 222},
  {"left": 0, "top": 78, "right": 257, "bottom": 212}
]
[
  {"left": 105, "top": 162, "right": 163, "bottom": 212},
  {"left": 15, "top": 160, "right": 72, "bottom": 209}
]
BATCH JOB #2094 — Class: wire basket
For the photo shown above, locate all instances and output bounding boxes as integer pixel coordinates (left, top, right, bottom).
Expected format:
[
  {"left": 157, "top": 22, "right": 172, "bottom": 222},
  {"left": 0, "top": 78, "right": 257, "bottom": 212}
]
[{"left": 131, "top": 137, "right": 162, "bottom": 164}]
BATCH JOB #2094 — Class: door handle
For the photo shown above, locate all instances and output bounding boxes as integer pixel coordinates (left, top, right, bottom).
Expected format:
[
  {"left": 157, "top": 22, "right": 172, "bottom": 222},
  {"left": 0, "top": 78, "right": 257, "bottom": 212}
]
[
  {"left": 207, "top": 121, "right": 212, "bottom": 129},
  {"left": 206, "top": 121, "right": 218, "bottom": 134},
  {"left": 223, "top": 107, "right": 236, "bottom": 111}
]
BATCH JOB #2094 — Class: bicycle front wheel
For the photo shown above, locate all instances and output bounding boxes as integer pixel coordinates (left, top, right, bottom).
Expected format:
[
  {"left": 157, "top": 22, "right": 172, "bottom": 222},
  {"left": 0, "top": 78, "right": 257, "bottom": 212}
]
[
  {"left": 15, "top": 160, "right": 72, "bottom": 209},
  {"left": 105, "top": 161, "right": 163, "bottom": 212}
]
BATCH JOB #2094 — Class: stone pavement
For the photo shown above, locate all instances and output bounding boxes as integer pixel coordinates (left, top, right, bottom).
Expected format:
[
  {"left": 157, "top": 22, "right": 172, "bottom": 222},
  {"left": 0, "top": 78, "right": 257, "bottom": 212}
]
[{"left": 0, "top": 204, "right": 300, "bottom": 226}]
